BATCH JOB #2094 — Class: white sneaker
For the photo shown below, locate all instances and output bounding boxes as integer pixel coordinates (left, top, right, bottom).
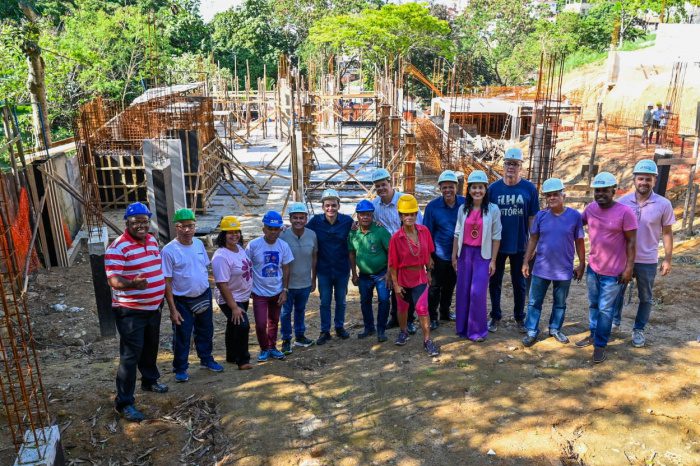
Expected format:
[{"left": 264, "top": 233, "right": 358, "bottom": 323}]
[
  {"left": 611, "top": 323, "right": 621, "bottom": 334},
  {"left": 632, "top": 330, "right": 645, "bottom": 348}
]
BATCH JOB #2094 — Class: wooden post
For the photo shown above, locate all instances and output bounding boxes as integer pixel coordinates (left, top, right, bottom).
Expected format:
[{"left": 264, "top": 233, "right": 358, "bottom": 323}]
[
  {"left": 587, "top": 102, "right": 603, "bottom": 185},
  {"left": 402, "top": 133, "right": 416, "bottom": 195}
]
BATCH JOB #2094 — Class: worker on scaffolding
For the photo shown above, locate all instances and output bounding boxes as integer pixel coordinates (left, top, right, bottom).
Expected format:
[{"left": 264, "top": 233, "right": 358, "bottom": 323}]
[
  {"left": 423, "top": 170, "right": 465, "bottom": 330},
  {"left": 163, "top": 209, "right": 224, "bottom": 382},
  {"left": 575, "top": 172, "right": 637, "bottom": 364},
  {"left": 611, "top": 160, "right": 675, "bottom": 348},
  {"left": 371, "top": 168, "right": 423, "bottom": 333},
  {"left": 651, "top": 102, "right": 664, "bottom": 144},
  {"left": 641, "top": 103, "right": 654, "bottom": 146},
  {"left": 487, "top": 147, "right": 540, "bottom": 334},
  {"left": 306, "top": 189, "right": 354, "bottom": 345},
  {"left": 105, "top": 202, "right": 168, "bottom": 423}
]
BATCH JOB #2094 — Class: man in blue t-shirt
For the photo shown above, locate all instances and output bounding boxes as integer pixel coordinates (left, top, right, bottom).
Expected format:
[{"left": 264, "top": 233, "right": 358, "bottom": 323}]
[
  {"left": 487, "top": 147, "right": 540, "bottom": 333},
  {"left": 521, "top": 178, "right": 586, "bottom": 347}
]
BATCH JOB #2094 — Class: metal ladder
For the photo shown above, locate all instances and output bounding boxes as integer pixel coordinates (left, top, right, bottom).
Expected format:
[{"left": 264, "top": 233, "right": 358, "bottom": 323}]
[{"left": 499, "top": 113, "right": 512, "bottom": 141}]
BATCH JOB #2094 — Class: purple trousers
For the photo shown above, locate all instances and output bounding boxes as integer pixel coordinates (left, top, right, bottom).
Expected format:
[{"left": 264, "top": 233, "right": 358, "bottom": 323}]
[{"left": 455, "top": 245, "right": 490, "bottom": 340}]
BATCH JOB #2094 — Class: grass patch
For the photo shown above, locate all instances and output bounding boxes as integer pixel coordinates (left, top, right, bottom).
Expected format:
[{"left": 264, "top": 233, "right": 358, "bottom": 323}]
[{"left": 564, "top": 33, "right": 656, "bottom": 73}]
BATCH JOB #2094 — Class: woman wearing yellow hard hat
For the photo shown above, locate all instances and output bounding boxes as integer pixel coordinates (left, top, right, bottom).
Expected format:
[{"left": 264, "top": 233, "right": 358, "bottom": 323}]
[
  {"left": 211, "top": 216, "right": 254, "bottom": 370},
  {"left": 387, "top": 194, "right": 440, "bottom": 357}
]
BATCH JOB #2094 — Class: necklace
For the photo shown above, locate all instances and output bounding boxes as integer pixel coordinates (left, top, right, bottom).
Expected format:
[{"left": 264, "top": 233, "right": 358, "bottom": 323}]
[
  {"left": 405, "top": 230, "right": 420, "bottom": 257},
  {"left": 471, "top": 224, "right": 479, "bottom": 239}
]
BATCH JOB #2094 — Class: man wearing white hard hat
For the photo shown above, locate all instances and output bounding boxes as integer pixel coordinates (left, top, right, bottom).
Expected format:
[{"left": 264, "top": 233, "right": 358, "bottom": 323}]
[
  {"left": 424, "top": 169, "right": 465, "bottom": 329},
  {"left": 611, "top": 160, "right": 675, "bottom": 348},
  {"left": 370, "top": 167, "right": 423, "bottom": 333},
  {"left": 307, "top": 189, "right": 354, "bottom": 345},
  {"left": 521, "top": 178, "right": 586, "bottom": 347},
  {"left": 641, "top": 103, "right": 654, "bottom": 146},
  {"left": 576, "top": 172, "right": 637, "bottom": 364},
  {"left": 487, "top": 147, "right": 540, "bottom": 333},
  {"left": 280, "top": 202, "right": 318, "bottom": 354}
]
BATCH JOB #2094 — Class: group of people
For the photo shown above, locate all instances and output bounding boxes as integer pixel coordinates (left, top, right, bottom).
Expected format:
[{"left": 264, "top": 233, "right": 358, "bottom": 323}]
[
  {"left": 105, "top": 147, "right": 674, "bottom": 422},
  {"left": 641, "top": 102, "right": 672, "bottom": 146}
]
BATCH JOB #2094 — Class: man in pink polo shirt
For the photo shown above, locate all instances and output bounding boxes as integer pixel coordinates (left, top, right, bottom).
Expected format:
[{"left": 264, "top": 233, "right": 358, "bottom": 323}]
[
  {"left": 612, "top": 160, "right": 675, "bottom": 347},
  {"left": 576, "top": 172, "right": 637, "bottom": 364}
]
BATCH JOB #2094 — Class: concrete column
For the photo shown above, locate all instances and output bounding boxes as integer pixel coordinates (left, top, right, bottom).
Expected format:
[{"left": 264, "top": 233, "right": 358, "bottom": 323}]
[
  {"left": 14, "top": 425, "right": 65, "bottom": 466},
  {"left": 88, "top": 226, "right": 114, "bottom": 338}
]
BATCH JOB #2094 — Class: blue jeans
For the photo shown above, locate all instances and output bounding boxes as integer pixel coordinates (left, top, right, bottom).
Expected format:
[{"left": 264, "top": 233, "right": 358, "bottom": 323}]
[
  {"left": 280, "top": 286, "right": 312, "bottom": 340},
  {"left": 586, "top": 266, "right": 624, "bottom": 348},
  {"left": 172, "top": 288, "right": 214, "bottom": 373},
  {"left": 612, "top": 263, "right": 657, "bottom": 330},
  {"left": 489, "top": 251, "right": 527, "bottom": 322},
  {"left": 318, "top": 271, "right": 350, "bottom": 333},
  {"left": 358, "top": 271, "right": 390, "bottom": 333},
  {"left": 524, "top": 275, "right": 571, "bottom": 338}
]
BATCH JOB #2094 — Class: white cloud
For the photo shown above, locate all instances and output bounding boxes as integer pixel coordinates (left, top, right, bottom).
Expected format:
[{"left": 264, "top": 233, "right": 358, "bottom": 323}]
[{"left": 200, "top": 0, "right": 243, "bottom": 23}]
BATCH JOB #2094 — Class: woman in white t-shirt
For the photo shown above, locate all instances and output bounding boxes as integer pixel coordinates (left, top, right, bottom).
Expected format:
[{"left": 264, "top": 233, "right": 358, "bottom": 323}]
[{"left": 211, "top": 216, "right": 254, "bottom": 370}]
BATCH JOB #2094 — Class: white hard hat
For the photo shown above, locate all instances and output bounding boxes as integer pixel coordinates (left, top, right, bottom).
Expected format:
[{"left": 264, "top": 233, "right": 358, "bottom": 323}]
[
  {"left": 438, "top": 170, "right": 459, "bottom": 184},
  {"left": 371, "top": 168, "right": 391, "bottom": 183},
  {"left": 647, "top": 102, "right": 653, "bottom": 107},
  {"left": 633, "top": 159, "right": 658, "bottom": 175},
  {"left": 504, "top": 147, "right": 523, "bottom": 161},
  {"left": 467, "top": 170, "right": 489, "bottom": 184},
  {"left": 321, "top": 189, "right": 340, "bottom": 201},
  {"left": 288, "top": 202, "right": 308, "bottom": 215},
  {"left": 541, "top": 178, "right": 565, "bottom": 193},
  {"left": 590, "top": 172, "right": 617, "bottom": 188}
]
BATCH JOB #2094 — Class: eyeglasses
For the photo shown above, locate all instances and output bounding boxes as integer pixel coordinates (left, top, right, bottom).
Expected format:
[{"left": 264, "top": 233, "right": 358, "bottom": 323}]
[
  {"left": 504, "top": 161, "right": 521, "bottom": 167},
  {"left": 176, "top": 224, "right": 197, "bottom": 231}
]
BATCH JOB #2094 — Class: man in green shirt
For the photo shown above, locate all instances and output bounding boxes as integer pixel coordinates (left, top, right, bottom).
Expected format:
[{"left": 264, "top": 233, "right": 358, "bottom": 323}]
[{"left": 349, "top": 200, "right": 392, "bottom": 343}]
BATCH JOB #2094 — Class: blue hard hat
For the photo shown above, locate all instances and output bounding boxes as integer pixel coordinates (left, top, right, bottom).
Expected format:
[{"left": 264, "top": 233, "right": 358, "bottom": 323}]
[
  {"left": 467, "top": 170, "right": 489, "bottom": 184},
  {"left": 371, "top": 168, "right": 391, "bottom": 183},
  {"left": 262, "top": 210, "right": 284, "bottom": 227},
  {"left": 355, "top": 199, "right": 375, "bottom": 213},
  {"left": 288, "top": 202, "right": 308, "bottom": 215},
  {"left": 438, "top": 170, "right": 459, "bottom": 184},
  {"left": 591, "top": 172, "right": 617, "bottom": 188},
  {"left": 633, "top": 159, "right": 658, "bottom": 175},
  {"left": 124, "top": 202, "right": 152, "bottom": 219},
  {"left": 541, "top": 178, "right": 565, "bottom": 193},
  {"left": 504, "top": 147, "right": 524, "bottom": 161}
]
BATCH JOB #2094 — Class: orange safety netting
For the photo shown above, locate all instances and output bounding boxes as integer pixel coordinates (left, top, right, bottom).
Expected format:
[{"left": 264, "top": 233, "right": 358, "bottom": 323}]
[{"left": 1, "top": 188, "right": 41, "bottom": 277}]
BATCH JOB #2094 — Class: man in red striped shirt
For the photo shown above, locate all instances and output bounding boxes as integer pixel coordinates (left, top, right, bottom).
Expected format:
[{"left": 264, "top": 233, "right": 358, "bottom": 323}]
[{"left": 105, "top": 202, "right": 168, "bottom": 422}]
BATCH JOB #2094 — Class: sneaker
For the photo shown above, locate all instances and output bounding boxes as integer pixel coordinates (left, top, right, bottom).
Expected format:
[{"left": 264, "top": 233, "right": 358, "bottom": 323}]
[
  {"left": 335, "top": 327, "right": 350, "bottom": 339},
  {"left": 430, "top": 320, "right": 439, "bottom": 330},
  {"left": 575, "top": 335, "right": 594, "bottom": 348},
  {"left": 395, "top": 331, "right": 409, "bottom": 346},
  {"left": 117, "top": 405, "right": 145, "bottom": 423},
  {"left": 174, "top": 371, "right": 189, "bottom": 383},
  {"left": 238, "top": 363, "right": 253, "bottom": 370},
  {"left": 257, "top": 350, "right": 270, "bottom": 362},
  {"left": 269, "top": 348, "right": 286, "bottom": 360},
  {"left": 200, "top": 360, "right": 224, "bottom": 373},
  {"left": 522, "top": 334, "right": 537, "bottom": 347},
  {"left": 294, "top": 336, "right": 315, "bottom": 347},
  {"left": 549, "top": 330, "right": 570, "bottom": 344},
  {"left": 407, "top": 322, "right": 417, "bottom": 335},
  {"left": 377, "top": 333, "right": 388, "bottom": 343},
  {"left": 593, "top": 346, "right": 607, "bottom": 364},
  {"left": 142, "top": 382, "right": 169, "bottom": 393},
  {"left": 487, "top": 318, "right": 499, "bottom": 333},
  {"left": 474, "top": 336, "right": 486, "bottom": 342},
  {"left": 386, "top": 319, "right": 399, "bottom": 329},
  {"left": 439, "top": 312, "right": 456, "bottom": 322},
  {"left": 516, "top": 321, "right": 527, "bottom": 334},
  {"left": 632, "top": 329, "right": 646, "bottom": 348},
  {"left": 357, "top": 329, "right": 376, "bottom": 339},
  {"left": 316, "top": 332, "right": 332, "bottom": 345},
  {"left": 611, "top": 323, "right": 621, "bottom": 334},
  {"left": 424, "top": 339, "right": 440, "bottom": 357},
  {"left": 281, "top": 340, "right": 293, "bottom": 355}
]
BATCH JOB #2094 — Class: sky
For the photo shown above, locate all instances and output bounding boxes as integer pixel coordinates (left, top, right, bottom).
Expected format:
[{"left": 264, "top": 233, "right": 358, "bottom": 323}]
[{"left": 199, "top": 0, "right": 242, "bottom": 22}]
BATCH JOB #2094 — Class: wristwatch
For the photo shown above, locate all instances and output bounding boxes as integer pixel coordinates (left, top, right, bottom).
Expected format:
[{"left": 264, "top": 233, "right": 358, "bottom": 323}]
[{"left": 283, "top": 288, "right": 289, "bottom": 292}]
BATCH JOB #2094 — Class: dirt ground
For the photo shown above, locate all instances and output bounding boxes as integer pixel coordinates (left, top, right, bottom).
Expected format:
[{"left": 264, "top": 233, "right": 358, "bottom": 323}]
[{"left": 1, "top": 236, "right": 700, "bottom": 465}]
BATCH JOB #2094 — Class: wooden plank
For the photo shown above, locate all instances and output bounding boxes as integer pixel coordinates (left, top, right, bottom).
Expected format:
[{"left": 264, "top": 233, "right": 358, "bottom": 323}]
[{"left": 656, "top": 157, "right": 698, "bottom": 166}]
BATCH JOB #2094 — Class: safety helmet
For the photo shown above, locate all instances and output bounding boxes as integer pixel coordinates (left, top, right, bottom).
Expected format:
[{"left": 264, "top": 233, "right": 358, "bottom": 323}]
[
  {"left": 219, "top": 216, "right": 241, "bottom": 231},
  {"left": 438, "top": 170, "right": 459, "bottom": 184},
  {"left": 320, "top": 189, "right": 340, "bottom": 202},
  {"left": 467, "top": 170, "right": 489, "bottom": 185},
  {"left": 397, "top": 194, "right": 419, "bottom": 214},
  {"left": 541, "top": 178, "right": 565, "bottom": 193},
  {"left": 173, "top": 208, "right": 196, "bottom": 223},
  {"left": 656, "top": 102, "right": 662, "bottom": 106},
  {"left": 371, "top": 168, "right": 391, "bottom": 183},
  {"left": 124, "top": 202, "right": 152, "bottom": 219},
  {"left": 590, "top": 172, "right": 617, "bottom": 188},
  {"left": 504, "top": 147, "right": 523, "bottom": 161},
  {"left": 262, "top": 210, "right": 284, "bottom": 228},
  {"left": 288, "top": 202, "right": 308, "bottom": 215},
  {"left": 633, "top": 159, "right": 658, "bottom": 175},
  {"left": 646, "top": 102, "right": 653, "bottom": 107},
  {"left": 355, "top": 199, "right": 375, "bottom": 213}
]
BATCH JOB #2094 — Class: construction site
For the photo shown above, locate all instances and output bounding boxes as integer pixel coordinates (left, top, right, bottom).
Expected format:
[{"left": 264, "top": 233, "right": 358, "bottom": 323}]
[{"left": 1, "top": 19, "right": 700, "bottom": 466}]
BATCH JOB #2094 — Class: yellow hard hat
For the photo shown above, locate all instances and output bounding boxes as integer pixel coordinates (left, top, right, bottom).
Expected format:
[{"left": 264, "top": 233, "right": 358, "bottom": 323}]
[
  {"left": 219, "top": 215, "right": 241, "bottom": 231},
  {"left": 397, "top": 194, "right": 419, "bottom": 214}
]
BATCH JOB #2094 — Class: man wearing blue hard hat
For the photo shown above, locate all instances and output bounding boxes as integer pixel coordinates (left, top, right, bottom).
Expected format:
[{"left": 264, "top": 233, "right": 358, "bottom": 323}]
[
  {"left": 423, "top": 169, "right": 465, "bottom": 329},
  {"left": 348, "top": 199, "right": 392, "bottom": 342},
  {"left": 105, "top": 202, "right": 167, "bottom": 422},
  {"left": 279, "top": 202, "right": 318, "bottom": 354},
  {"left": 488, "top": 147, "right": 540, "bottom": 333},
  {"left": 612, "top": 160, "right": 675, "bottom": 348},
  {"left": 246, "top": 211, "right": 294, "bottom": 362},
  {"left": 306, "top": 189, "right": 354, "bottom": 345},
  {"left": 576, "top": 172, "right": 637, "bottom": 364}
]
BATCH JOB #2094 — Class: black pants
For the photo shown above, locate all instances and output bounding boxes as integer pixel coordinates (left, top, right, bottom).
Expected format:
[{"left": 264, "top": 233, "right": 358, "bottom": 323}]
[
  {"left": 219, "top": 301, "right": 251, "bottom": 366},
  {"left": 428, "top": 256, "right": 457, "bottom": 321},
  {"left": 488, "top": 251, "right": 527, "bottom": 323},
  {"left": 389, "top": 289, "right": 415, "bottom": 325},
  {"left": 114, "top": 306, "right": 162, "bottom": 410}
]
